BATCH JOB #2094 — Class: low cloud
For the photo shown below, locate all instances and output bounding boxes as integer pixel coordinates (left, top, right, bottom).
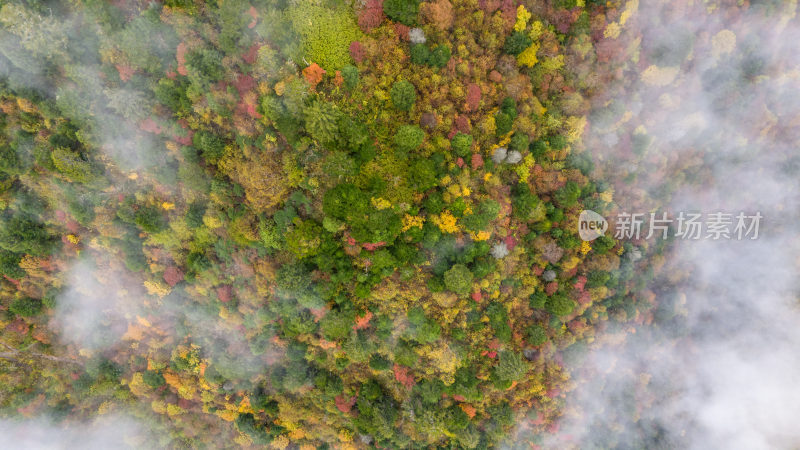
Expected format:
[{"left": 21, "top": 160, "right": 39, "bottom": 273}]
[{"left": 546, "top": 1, "right": 800, "bottom": 449}]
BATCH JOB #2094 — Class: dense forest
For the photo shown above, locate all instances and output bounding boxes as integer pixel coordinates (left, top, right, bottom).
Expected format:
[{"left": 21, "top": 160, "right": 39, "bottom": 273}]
[{"left": 0, "top": 0, "right": 796, "bottom": 448}]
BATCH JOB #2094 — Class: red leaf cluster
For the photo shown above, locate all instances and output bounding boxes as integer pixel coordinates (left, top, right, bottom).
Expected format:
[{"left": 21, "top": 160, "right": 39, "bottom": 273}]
[
  {"left": 349, "top": 41, "right": 365, "bottom": 64},
  {"left": 335, "top": 394, "right": 357, "bottom": 413},
  {"left": 176, "top": 42, "right": 188, "bottom": 76},
  {"left": 163, "top": 266, "right": 184, "bottom": 287},
  {"left": 302, "top": 63, "right": 326, "bottom": 88},
  {"left": 393, "top": 364, "right": 415, "bottom": 388},
  {"left": 116, "top": 64, "right": 134, "bottom": 82},
  {"left": 358, "top": 0, "right": 384, "bottom": 32},
  {"left": 465, "top": 83, "right": 481, "bottom": 111}
]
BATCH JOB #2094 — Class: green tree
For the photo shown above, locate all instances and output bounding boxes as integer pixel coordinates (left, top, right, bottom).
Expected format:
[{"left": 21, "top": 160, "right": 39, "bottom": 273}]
[
  {"left": 410, "top": 44, "right": 430, "bottom": 65},
  {"left": 443, "top": 263, "right": 473, "bottom": 295},
  {"left": 408, "top": 159, "right": 437, "bottom": 191},
  {"left": 512, "top": 183, "right": 542, "bottom": 221},
  {"left": 450, "top": 133, "right": 472, "bottom": 157},
  {"left": 390, "top": 80, "right": 416, "bottom": 111},
  {"left": 430, "top": 45, "right": 451, "bottom": 68},
  {"left": 285, "top": 219, "right": 323, "bottom": 259},
  {"left": 10, "top": 296, "right": 43, "bottom": 317},
  {"left": 546, "top": 293, "right": 576, "bottom": 316},
  {"left": 288, "top": 3, "right": 360, "bottom": 71},
  {"left": 393, "top": 124, "right": 424, "bottom": 154},
  {"left": 383, "top": 0, "right": 419, "bottom": 25},
  {"left": 494, "top": 350, "right": 527, "bottom": 382},
  {"left": 0, "top": 213, "right": 53, "bottom": 256},
  {"left": 504, "top": 31, "right": 532, "bottom": 55},
  {"left": 304, "top": 99, "right": 340, "bottom": 144},
  {"left": 192, "top": 130, "right": 226, "bottom": 163},
  {"left": 527, "top": 324, "right": 547, "bottom": 346},
  {"left": 555, "top": 181, "right": 581, "bottom": 207},
  {"left": 0, "top": 250, "right": 25, "bottom": 279},
  {"left": 51, "top": 147, "right": 95, "bottom": 183},
  {"left": 341, "top": 65, "right": 359, "bottom": 90}
]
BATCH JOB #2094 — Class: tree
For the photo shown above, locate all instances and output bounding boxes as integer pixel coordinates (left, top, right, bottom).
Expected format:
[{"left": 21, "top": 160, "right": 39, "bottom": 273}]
[
  {"left": 341, "top": 65, "right": 359, "bottom": 90},
  {"left": 527, "top": 324, "right": 547, "bottom": 346},
  {"left": 393, "top": 124, "right": 424, "bottom": 154},
  {"left": 383, "top": 0, "right": 419, "bottom": 26},
  {"left": 0, "top": 213, "right": 53, "bottom": 256},
  {"left": 143, "top": 370, "right": 166, "bottom": 388},
  {"left": 10, "top": 297, "right": 43, "bottom": 317},
  {"left": 408, "top": 159, "right": 437, "bottom": 191},
  {"left": 450, "top": 133, "right": 472, "bottom": 157},
  {"left": 285, "top": 219, "right": 323, "bottom": 259},
  {"left": 555, "top": 181, "right": 581, "bottom": 207},
  {"left": 390, "top": 80, "right": 416, "bottom": 111},
  {"left": 510, "top": 133, "right": 529, "bottom": 152},
  {"left": 407, "top": 307, "right": 441, "bottom": 343},
  {"left": 494, "top": 350, "right": 527, "bottom": 382},
  {"left": 0, "top": 250, "right": 25, "bottom": 279},
  {"left": 546, "top": 294, "right": 576, "bottom": 316},
  {"left": 512, "top": 183, "right": 541, "bottom": 221},
  {"left": 443, "top": 264, "right": 473, "bottom": 295},
  {"left": 369, "top": 353, "right": 391, "bottom": 370},
  {"left": 410, "top": 44, "right": 430, "bottom": 65},
  {"left": 504, "top": 31, "right": 532, "bottom": 55},
  {"left": 430, "top": 45, "right": 451, "bottom": 68},
  {"left": 134, "top": 205, "right": 166, "bottom": 233},
  {"left": 192, "top": 130, "right": 226, "bottom": 163},
  {"left": 288, "top": 3, "right": 361, "bottom": 71},
  {"left": 420, "top": 0, "right": 453, "bottom": 31},
  {"left": 51, "top": 147, "right": 95, "bottom": 183},
  {"left": 461, "top": 200, "right": 500, "bottom": 232},
  {"left": 358, "top": 0, "right": 385, "bottom": 32},
  {"left": 304, "top": 99, "right": 340, "bottom": 143}
]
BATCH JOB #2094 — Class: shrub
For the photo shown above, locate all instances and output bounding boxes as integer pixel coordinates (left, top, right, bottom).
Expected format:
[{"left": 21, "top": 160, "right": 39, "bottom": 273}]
[{"left": 390, "top": 80, "right": 416, "bottom": 111}]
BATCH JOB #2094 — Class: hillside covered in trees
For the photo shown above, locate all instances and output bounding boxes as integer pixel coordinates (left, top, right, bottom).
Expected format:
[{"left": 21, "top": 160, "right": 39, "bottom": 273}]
[{"left": 0, "top": 0, "right": 796, "bottom": 448}]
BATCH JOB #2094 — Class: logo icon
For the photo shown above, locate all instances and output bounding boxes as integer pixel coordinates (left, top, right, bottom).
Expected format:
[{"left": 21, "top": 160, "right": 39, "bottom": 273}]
[{"left": 578, "top": 210, "right": 608, "bottom": 241}]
